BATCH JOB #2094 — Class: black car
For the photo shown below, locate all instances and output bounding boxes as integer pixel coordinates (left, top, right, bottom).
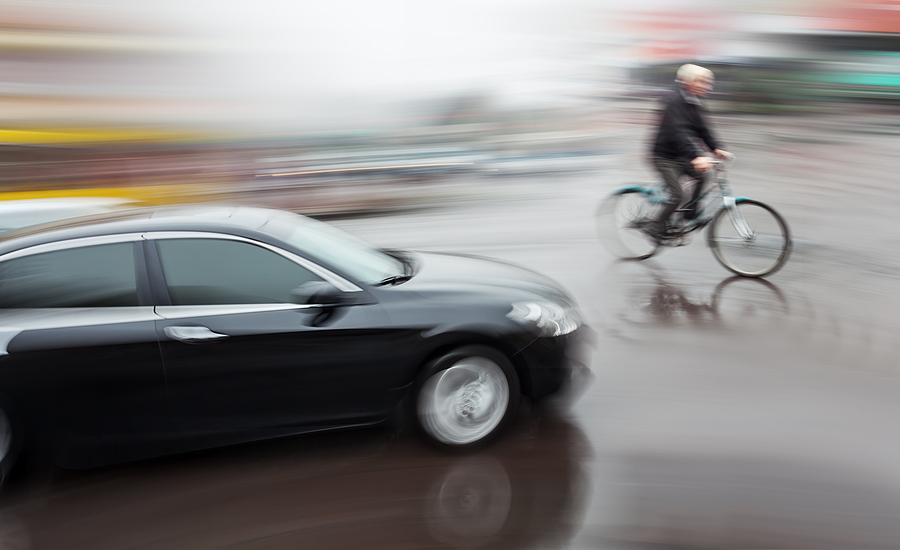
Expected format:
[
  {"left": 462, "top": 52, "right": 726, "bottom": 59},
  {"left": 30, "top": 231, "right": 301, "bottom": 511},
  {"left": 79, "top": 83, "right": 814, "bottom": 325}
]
[{"left": 0, "top": 205, "right": 590, "bottom": 478}]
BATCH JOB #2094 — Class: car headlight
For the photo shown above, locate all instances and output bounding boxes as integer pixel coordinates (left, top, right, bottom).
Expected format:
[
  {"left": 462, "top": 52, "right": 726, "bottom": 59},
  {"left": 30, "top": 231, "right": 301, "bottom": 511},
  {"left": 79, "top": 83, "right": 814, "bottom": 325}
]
[{"left": 507, "top": 301, "right": 581, "bottom": 337}]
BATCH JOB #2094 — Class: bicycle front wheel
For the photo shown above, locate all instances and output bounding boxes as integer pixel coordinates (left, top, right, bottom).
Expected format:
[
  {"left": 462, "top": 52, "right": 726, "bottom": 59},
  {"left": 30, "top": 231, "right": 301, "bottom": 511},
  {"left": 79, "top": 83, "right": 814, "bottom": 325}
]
[
  {"left": 596, "top": 189, "right": 661, "bottom": 260},
  {"left": 707, "top": 199, "right": 791, "bottom": 277}
]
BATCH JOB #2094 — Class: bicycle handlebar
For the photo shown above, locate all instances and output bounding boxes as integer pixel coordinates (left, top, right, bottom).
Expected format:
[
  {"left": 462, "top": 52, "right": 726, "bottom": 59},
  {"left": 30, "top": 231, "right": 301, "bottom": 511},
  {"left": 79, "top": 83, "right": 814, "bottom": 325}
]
[{"left": 709, "top": 157, "right": 736, "bottom": 173}]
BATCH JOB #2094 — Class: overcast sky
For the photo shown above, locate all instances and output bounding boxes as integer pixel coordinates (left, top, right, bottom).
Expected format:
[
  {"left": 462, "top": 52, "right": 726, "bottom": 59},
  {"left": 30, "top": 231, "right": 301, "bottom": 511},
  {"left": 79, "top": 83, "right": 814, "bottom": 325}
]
[
  {"left": 4, "top": 0, "right": 611, "bottom": 92},
  {"left": 0, "top": 0, "right": 675, "bottom": 127}
]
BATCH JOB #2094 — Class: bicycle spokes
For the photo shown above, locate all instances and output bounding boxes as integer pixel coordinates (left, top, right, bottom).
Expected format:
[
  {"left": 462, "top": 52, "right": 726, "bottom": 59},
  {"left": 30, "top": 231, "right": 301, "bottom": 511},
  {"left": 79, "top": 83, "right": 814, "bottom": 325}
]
[
  {"left": 598, "top": 161, "right": 792, "bottom": 277},
  {"left": 596, "top": 189, "right": 661, "bottom": 260},
  {"left": 708, "top": 200, "right": 791, "bottom": 277}
]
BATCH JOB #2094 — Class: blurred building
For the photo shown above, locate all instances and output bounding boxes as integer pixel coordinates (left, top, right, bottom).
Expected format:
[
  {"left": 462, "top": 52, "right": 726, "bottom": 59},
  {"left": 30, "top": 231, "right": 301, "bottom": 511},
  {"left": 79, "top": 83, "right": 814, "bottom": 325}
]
[
  {"left": 615, "top": 0, "right": 900, "bottom": 108},
  {"left": 0, "top": 2, "right": 250, "bottom": 198},
  {"left": 0, "top": 1, "right": 614, "bottom": 212}
]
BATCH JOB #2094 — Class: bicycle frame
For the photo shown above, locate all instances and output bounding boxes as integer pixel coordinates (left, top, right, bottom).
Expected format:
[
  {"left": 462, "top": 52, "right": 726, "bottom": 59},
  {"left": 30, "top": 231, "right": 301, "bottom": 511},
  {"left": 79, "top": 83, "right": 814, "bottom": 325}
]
[
  {"left": 622, "top": 161, "right": 753, "bottom": 240},
  {"left": 601, "top": 159, "right": 791, "bottom": 276}
]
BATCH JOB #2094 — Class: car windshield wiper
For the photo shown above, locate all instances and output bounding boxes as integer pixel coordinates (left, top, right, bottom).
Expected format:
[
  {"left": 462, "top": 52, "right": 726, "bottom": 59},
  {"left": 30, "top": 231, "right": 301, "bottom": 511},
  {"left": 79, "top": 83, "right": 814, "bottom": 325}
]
[
  {"left": 375, "top": 250, "right": 415, "bottom": 286},
  {"left": 375, "top": 274, "right": 414, "bottom": 286}
]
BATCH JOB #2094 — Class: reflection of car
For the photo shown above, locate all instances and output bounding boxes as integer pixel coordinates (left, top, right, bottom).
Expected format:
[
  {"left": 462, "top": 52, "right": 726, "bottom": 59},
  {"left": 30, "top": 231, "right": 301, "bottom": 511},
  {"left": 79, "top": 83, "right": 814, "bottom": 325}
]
[
  {"left": 0, "top": 412, "right": 589, "bottom": 549},
  {"left": 0, "top": 205, "right": 589, "bottom": 478},
  {"left": 0, "top": 197, "right": 138, "bottom": 233}
]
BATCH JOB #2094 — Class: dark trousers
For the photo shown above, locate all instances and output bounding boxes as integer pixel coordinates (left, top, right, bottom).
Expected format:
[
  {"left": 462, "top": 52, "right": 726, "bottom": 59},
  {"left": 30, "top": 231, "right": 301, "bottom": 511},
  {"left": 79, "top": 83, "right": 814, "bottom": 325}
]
[{"left": 652, "top": 157, "right": 705, "bottom": 232}]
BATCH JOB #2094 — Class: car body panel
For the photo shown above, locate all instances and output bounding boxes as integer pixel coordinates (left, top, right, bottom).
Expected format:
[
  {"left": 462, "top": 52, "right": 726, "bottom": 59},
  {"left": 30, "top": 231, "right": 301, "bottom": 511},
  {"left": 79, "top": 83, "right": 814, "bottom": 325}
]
[
  {"left": 0, "top": 307, "right": 167, "bottom": 467},
  {"left": 154, "top": 303, "right": 412, "bottom": 434}
]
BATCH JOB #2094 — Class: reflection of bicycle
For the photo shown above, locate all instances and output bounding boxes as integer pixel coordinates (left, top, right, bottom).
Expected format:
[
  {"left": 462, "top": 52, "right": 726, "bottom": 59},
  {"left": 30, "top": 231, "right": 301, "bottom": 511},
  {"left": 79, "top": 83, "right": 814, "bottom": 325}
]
[
  {"left": 596, "top": 160, "right": 792, "bottom": 277},
  {"left": 618, "top": 272, "right": 789, "bottom": 330}
]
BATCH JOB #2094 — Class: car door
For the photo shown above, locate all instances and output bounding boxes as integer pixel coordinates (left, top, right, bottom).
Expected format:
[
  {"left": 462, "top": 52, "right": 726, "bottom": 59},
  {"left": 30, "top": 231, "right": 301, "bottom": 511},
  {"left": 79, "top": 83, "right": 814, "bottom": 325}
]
[
  {"left": 147, "top": 233, "right": 402, "bottom": 437},
  {"left": 0, "top": 236, "right": 169, "bottom": 466}
]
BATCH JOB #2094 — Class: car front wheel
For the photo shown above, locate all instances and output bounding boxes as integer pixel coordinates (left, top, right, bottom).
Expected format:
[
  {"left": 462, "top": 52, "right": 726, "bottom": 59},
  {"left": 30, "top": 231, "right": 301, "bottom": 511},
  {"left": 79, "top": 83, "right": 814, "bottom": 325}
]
[
  {"left": 415, "top": 345, "right": 520, "bottom": 449},
  {"left": 0, "top": 401, "right": 20, "bottom": 486}
]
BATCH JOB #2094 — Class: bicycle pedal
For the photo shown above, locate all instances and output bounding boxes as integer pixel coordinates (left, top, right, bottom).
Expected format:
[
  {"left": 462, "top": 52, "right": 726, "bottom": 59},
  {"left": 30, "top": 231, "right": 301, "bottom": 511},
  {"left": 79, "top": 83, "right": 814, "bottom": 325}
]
[
  {"left": 674, "top": 237, "right": 691, "bottom": 247},
  {"left": 662, "top": 227, "right": 684, "bottom": 238},
  {"left": 654, "top": 226, "right": 690, "bottom": 246}
]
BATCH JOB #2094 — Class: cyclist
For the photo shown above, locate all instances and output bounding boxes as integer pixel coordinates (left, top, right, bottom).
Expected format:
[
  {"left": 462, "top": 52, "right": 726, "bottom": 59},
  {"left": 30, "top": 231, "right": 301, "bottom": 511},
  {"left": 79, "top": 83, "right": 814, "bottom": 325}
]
[{"left": 649, "top": 63, "right": 733, "bottom": 241}]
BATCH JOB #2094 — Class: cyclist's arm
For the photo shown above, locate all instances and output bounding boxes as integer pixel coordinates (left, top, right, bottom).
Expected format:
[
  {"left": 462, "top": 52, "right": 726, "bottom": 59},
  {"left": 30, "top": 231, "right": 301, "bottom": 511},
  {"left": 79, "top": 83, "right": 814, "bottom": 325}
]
[
  {"left": 671, "top": 102, "right": 707, "bottom": 161},
  {"left": 693, "top": 105, "right": 721, "bottom": 152},
  {"left": 713, "top": 149, "right": 734, "bottom": 160}
]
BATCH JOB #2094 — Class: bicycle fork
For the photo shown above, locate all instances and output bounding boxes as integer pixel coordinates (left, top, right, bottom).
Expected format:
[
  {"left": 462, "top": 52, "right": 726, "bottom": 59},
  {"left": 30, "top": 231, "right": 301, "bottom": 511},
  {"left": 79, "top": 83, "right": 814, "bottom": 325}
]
[{"left": 723, "top": 197, "right": 754, "bottom": 240}]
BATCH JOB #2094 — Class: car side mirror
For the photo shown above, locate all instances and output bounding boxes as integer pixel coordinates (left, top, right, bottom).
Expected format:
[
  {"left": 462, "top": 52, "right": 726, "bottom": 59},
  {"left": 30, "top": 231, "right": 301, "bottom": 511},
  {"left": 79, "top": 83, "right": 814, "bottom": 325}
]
[{"left": 291, "top": 280, "right": 359, "bottom": 307}]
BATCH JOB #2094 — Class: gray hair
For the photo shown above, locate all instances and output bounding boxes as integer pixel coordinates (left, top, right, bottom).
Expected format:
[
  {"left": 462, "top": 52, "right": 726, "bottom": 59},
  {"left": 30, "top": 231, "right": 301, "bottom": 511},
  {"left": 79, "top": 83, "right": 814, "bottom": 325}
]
[{"left": 676, "top": 64, "right": 713, "bottom": 85}]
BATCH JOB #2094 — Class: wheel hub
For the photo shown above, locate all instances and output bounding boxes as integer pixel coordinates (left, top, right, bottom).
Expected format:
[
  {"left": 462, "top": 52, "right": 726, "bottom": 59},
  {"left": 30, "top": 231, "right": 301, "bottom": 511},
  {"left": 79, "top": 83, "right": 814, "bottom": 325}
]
[
  {"left": 419, "top": 356, "right": 510, "bottom": 446},
  {"left": 455, "top": 384, "right": 483, "bottom": 418}
]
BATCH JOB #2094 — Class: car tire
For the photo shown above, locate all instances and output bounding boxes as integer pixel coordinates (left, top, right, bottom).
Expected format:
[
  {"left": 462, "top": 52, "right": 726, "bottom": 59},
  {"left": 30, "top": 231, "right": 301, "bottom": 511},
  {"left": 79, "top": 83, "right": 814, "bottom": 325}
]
[
  {"left": 0, "top": 398, "right": 22, "bottom": 486},
  {"left": 415, "top": 345, "right": 520, "bottom": 449}
]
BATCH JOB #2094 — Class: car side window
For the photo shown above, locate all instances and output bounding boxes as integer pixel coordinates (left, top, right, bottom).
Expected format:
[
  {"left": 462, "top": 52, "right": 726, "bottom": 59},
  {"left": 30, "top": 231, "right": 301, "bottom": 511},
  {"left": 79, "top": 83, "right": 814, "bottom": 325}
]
[
  {"left": 0, "top": 242, "right": 139, "bottom": 308},
  {"left": 156, "top": 238, "right": 324, "bottom": 305}
]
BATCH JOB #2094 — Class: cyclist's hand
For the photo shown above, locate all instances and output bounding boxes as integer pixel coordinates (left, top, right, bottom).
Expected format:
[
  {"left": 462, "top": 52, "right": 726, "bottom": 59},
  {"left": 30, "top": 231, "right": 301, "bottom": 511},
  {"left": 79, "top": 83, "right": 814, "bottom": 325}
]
[
  {"left": 691, "top": 156, "right": 714, "bottom": 172},
  {"left": 714, "top": 149, "right": 734, "bottom": 160}
]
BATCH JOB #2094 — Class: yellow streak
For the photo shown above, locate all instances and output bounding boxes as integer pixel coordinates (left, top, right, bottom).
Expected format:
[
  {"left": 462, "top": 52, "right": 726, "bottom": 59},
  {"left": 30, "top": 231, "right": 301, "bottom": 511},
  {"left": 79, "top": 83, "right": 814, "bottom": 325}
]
[
  {"left": 0, "top": 184, "right": 208, "bottom": 204},
  {"left": 0, "top": 128, "right": 207, "bottom": 144},
  {"left": 259, "top": 162, "right": 474, "bottom": 177}
]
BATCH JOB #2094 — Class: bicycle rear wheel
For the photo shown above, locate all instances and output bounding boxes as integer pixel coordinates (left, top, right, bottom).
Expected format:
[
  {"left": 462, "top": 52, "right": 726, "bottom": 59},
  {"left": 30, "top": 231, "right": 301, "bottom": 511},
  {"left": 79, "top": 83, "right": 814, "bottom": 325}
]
[
  {"left": 596, "top": 189, "right": 661, "bottom": 260},
  {"left": 707, "top": 199, "right": 791, "bottom": 277}
]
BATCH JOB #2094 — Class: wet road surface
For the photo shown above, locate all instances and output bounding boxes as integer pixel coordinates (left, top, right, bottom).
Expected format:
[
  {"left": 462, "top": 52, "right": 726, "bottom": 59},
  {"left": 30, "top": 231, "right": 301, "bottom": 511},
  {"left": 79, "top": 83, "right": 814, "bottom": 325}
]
[
  {"left": 4, "top": 105, "right": 900, "bottom": 549},
  {"left": 0, "top": 411, "right": 589, "bottom": 549}
]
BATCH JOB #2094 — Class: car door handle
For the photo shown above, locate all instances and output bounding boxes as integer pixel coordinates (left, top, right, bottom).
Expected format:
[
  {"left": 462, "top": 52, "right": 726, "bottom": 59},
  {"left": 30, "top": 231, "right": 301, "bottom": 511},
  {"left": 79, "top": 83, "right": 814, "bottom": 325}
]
[{"left": 164, "top": 326, "right": 230, "bottom": 343}]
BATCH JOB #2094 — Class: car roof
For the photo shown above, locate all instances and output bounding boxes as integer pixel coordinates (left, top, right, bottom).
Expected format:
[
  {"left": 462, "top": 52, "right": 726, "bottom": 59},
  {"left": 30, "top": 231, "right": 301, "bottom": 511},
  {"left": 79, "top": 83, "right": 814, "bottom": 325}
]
[
  {"left": 0, "top": 204, "right": 295, "bottom": 256},
  {"left": 0, "top": 197, "right": 141, "bottom": 233},
  {"left": 0, "top": 197, "right": 136, "bottom": 213}
]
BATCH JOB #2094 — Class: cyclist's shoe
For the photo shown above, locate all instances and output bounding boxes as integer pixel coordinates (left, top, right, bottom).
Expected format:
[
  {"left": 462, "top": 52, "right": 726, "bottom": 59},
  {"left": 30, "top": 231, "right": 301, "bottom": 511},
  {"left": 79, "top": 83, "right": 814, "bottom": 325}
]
[{"left": 649, "top": 224, "right": 677, "bottom": 246}]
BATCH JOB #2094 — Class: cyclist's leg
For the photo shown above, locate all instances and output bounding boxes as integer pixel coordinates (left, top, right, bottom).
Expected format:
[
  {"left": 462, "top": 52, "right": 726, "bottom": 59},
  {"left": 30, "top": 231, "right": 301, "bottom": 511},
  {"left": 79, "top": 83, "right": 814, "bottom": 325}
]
[
  {"left": 651, "top": 157, "right": 686, "bottom": 235},
  {"left": 683, "top": 164, "right": 707, "bottom": 219}
]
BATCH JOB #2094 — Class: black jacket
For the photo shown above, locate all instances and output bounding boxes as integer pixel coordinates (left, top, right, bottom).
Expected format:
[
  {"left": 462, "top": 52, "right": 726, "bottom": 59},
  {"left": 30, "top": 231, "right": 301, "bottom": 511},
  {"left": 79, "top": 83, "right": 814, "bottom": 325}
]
[{"left": 651, "top": 87, "right": 720, "bottom": 160}]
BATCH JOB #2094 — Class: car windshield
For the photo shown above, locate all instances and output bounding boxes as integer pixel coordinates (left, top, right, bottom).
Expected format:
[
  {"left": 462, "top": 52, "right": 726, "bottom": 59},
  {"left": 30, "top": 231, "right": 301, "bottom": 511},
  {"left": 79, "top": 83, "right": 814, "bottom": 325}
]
[{"left": 264, "top": 212, "right": 405, "bottom": 285}]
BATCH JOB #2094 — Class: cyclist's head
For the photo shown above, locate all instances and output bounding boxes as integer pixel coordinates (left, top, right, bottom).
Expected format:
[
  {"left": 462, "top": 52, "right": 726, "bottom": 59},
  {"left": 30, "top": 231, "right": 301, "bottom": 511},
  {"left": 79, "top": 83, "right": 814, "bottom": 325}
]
[{"left": 676, "top": 64, "right": 714, "bottom": 98}]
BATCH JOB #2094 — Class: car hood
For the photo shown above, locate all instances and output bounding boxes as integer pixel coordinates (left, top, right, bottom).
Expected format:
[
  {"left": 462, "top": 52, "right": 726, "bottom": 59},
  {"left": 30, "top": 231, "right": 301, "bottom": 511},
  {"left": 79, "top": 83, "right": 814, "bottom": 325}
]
[{"left": 392, "top": 251, "right": 573, "bottom": 304}]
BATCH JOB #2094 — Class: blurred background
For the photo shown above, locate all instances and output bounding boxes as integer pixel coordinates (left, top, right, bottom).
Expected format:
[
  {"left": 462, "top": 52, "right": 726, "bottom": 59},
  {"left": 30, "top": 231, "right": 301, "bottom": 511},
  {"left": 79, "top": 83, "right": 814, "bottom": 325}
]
[
  {"left": 1, "top": 0, "right": 894, "bottom": 213},
  {"left": 4, "top": 0, "right": 900, "bottom": 549}
]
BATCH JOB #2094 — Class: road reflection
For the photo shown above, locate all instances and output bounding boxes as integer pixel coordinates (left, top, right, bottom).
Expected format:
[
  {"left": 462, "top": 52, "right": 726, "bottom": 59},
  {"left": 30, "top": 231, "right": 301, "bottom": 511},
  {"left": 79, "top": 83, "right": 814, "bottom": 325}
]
[
  {"left": 594, "top": 260, "right": 899, "bottom": 371},
  {"left": 632, "top": 274, "right": 788, "bottom": 329},
  {"left": 597, "top": 262, "right": 790, "bottom": 334},
  {"left": 0, "top": 407, "right": 591, "bottom": 550}
]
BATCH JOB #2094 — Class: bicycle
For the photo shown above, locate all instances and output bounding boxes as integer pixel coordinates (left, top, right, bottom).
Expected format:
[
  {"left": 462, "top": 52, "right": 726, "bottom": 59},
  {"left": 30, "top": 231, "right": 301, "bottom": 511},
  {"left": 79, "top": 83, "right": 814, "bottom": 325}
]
[{"left": 596, "top": 160, "right": 792, "bottom": 277}]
